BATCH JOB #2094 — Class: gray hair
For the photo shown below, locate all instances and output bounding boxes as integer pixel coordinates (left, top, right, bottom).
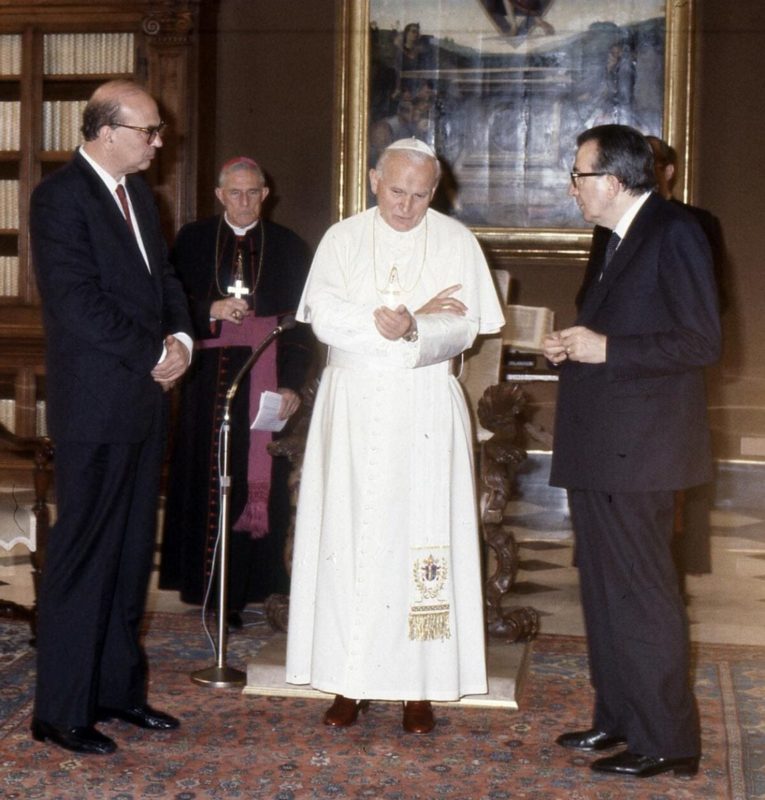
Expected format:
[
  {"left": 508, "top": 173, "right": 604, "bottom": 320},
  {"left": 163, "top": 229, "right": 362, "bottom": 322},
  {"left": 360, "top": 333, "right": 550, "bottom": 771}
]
[{"left": 217, "top": 156, "right": 266, "bottom": 188}]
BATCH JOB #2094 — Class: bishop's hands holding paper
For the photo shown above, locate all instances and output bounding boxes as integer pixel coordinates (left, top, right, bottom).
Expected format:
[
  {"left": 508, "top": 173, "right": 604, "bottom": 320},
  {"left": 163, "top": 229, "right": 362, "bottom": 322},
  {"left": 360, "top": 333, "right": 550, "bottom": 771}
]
[
  {"left": 159, "top": 157, "right": 314, "bottom": 620},
  {"left": 285, "top": 138, "right": 505, "bottom": 734}
]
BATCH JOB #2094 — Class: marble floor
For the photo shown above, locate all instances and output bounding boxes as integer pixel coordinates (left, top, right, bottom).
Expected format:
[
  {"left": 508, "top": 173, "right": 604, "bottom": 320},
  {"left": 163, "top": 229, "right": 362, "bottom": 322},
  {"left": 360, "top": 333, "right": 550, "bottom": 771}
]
[
  {"left": 2, "top": 456, "right": 765, "bottom": 648},
  {"left": 507, "top": 500, "right": 765, "bottom": 647}
]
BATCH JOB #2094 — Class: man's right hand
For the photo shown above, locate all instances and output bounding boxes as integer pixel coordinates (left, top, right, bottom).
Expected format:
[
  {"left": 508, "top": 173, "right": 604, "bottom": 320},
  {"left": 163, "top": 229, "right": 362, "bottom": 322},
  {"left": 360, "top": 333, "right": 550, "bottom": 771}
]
[
  {"left": 543, "top": 331, "right": 568, "bottom": 365},
  {"left": 210, "top": 297, "right": 249, "bottom": 324}
]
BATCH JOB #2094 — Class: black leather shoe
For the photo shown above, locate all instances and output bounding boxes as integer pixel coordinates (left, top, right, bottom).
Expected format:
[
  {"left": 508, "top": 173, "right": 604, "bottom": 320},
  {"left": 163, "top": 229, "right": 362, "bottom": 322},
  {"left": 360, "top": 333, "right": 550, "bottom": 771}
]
[
  {"left": 556, "top": 728, "right": 627, "bottom": 751},
  {"left": 98, "top": 704, "right": 180, "bottom": 730},
  {"left": 31, "top": 718, "right": 117, "bottom": 755},
  {"left": 591, "top": 750, "right": 700, "bottom": 778}
]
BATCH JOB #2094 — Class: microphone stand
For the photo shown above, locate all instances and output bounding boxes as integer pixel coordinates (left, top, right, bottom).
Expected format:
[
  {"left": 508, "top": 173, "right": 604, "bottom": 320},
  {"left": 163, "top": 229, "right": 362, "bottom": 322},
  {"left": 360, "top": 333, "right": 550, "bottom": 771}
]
[{"left": 191, "top": 318, "right": 295, "bottom": 688}]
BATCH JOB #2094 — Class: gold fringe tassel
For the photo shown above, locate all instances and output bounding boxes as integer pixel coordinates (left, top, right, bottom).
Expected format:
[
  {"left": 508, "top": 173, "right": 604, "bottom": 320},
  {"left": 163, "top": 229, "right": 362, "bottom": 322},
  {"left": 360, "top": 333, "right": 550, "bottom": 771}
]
[{"left": 408, "top": 606, "right": 451, "bottom": 641}]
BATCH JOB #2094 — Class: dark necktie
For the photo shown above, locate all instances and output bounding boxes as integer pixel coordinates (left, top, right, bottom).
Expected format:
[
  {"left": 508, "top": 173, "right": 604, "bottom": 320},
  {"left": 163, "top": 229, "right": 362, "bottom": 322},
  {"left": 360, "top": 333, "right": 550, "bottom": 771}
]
[
  {"left": 599, "top": 231, "right": 621, "bottom": 280},
  {"left": 604, "top": 231, "right": 621, "bottom": 267},
  {"left": 115, "top": 184, "right": 135, "bottom": 236}
]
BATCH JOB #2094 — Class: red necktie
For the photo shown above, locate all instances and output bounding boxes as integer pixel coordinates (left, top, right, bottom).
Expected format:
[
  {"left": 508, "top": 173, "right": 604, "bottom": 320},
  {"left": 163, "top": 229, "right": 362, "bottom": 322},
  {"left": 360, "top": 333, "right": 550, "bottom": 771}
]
[{"left": 115, "top": 184, "right": 135, "bottom": 236}]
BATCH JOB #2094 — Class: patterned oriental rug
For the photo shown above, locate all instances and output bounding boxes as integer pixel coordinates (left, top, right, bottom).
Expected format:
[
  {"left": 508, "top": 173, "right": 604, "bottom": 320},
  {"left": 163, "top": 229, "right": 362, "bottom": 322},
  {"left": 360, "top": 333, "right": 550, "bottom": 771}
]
[{"left": 0, "top": 612, "right": 762, "bottom": 799}]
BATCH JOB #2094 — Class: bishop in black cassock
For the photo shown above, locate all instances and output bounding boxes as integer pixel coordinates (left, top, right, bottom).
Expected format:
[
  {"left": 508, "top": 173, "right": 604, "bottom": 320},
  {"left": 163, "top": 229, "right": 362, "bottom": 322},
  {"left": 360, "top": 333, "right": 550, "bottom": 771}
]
[{"left": 159, "top": 212, "right": 313, "bottom": 613}]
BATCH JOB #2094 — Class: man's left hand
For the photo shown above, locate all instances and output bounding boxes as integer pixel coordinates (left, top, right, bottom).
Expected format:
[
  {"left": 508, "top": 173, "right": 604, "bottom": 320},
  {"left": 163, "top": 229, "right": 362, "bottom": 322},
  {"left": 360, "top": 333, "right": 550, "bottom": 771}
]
[
  {"left": 558, "top": 326, "right": 607, "bottom": 363},
  {"left": 415, "top": 284, "right": 466, "bottom": 316},
  {"left": 151, "top": 334, "right": 192, "bottom": 391},
  {"left": 277, "top": 388, "right": 301, "bottom": 420}
]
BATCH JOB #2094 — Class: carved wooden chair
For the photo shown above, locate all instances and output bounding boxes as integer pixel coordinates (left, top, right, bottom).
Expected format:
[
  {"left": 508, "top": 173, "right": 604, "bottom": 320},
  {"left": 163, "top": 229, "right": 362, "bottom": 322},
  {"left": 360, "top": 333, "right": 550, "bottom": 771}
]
[
  {"left": 0, "top": 423, "right": 54, "bottom": 636},
  {"left": 457, "top": 269, "right": 540, "bottom": 642}
]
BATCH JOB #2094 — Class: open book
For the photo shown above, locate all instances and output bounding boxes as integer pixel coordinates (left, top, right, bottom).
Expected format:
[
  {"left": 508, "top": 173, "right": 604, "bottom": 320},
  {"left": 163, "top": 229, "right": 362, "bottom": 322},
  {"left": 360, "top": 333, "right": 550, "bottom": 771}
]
[{"left": 503, "top": 304, "right": 554, "bottom": 353}]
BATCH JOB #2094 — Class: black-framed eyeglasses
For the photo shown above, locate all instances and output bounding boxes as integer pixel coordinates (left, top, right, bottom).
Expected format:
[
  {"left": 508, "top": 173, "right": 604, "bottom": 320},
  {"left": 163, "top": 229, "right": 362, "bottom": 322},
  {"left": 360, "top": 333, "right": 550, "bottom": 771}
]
[
  {"left": 569, "top": 170, "right": 609, "bottom": 188},
  {"left": 112, "top": 121, "right": 166, "bottom": 145}
]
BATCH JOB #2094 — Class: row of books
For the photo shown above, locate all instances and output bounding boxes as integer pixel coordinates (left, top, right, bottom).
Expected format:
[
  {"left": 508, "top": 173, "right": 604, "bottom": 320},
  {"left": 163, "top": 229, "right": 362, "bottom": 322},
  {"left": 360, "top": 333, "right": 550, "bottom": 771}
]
[
  {"left": 0, "top": 181, "right": 19, "bottom": 230},
  {"left": 43, "top": 100, "right": 88, "bottom": 152},
  {"left": 44, "top": 33, "right": 135, "bottom": 75},
  {"left": 0, "top": 257, "right": 19, "bottom": 297},
  {"left": 0, "top": 100, "right": 89, "bottom": 152},
  {"left": 0, "top": 399, "right": 47, "bottom": 437},
  {"left": 0, "top": 35, "right": 22, "bottom": 76},
  {"left": 0, "top": 103, "right": 20, "bottom": 151}
]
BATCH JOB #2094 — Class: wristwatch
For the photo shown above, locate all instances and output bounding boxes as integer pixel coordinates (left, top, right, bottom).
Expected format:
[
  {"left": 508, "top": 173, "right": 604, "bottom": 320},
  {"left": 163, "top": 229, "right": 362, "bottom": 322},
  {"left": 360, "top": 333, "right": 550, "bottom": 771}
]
[{"left": 402, "top": 320, "right": 419, "bottom": 343}]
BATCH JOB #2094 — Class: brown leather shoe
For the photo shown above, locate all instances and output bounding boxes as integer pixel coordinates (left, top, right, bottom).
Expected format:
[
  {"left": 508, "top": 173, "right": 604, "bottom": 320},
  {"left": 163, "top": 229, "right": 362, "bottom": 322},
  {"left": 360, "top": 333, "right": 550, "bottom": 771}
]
[
  {"left": 402, "top": 701, "right": 435, "bottom": 734},
  {"left": 323, "top": 695, "right": 368, "bottom": 727}
]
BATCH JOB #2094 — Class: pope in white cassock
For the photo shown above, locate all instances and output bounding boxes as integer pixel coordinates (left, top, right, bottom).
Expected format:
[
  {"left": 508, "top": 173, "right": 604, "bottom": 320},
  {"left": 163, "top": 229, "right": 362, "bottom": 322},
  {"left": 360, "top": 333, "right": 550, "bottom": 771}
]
[{"left": 285, "top": 138, "right": 505, "bottom": 734}]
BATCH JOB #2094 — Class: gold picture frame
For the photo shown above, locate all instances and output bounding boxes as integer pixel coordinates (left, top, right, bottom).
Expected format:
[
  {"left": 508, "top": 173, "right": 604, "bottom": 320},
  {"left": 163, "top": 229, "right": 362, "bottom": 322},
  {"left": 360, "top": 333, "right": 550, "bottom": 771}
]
[{"left": 333, "top": 0, "right": 694, "bottom": 262}]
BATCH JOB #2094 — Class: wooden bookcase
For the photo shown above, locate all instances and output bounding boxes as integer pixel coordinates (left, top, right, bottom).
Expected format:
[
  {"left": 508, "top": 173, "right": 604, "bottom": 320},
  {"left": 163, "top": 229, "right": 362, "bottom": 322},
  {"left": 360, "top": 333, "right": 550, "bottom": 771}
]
[{"left": 0, "top": 1, "right": 200, "bottom": 459}]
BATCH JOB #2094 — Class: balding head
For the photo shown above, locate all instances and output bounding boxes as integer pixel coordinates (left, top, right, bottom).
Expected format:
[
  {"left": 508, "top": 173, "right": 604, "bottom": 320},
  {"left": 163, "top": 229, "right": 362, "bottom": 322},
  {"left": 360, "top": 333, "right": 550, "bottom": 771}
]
[
  {"left": 80, "top": 80, "right": 163, "bottom": 179},
  {"left": 81, "top": 80, "right": 149, "bottom": 141}
]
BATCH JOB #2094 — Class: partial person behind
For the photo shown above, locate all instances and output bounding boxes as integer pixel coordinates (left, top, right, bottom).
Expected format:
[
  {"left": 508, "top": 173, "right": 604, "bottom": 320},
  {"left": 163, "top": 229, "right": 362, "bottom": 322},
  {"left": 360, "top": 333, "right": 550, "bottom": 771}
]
[
  {"left": 646, "top": 135, "right": 728, "bottom": 312},
  {"left": 646, "top": 133, "right": 729, "bottom": 590}
]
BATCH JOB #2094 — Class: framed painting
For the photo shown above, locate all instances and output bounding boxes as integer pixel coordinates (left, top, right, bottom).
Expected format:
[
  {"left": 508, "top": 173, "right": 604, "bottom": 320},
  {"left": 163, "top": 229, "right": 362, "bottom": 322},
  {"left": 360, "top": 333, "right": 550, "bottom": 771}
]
[{"left": 333, "top": 0, "right": 694, "bottom": 260}]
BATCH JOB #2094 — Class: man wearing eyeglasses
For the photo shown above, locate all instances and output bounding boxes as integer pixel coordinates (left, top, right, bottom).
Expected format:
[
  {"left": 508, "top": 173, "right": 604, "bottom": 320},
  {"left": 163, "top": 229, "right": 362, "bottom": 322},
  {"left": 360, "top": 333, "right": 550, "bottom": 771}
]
[
  {"left": 29, "top": 80, "right": 193, "bottom": 755},
  {"left": 543, "top": 124, "right": 721, "bottom": 779}
]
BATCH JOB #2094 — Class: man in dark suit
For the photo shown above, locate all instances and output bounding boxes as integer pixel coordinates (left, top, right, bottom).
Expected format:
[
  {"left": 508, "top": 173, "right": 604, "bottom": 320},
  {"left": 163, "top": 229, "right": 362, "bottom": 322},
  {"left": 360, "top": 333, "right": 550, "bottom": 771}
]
[
  {"left": 543, "top": 124, "right": 721, "bottom": 778},
  {"left": 29, "top": 80, "right": 193, "bottom": 755}
]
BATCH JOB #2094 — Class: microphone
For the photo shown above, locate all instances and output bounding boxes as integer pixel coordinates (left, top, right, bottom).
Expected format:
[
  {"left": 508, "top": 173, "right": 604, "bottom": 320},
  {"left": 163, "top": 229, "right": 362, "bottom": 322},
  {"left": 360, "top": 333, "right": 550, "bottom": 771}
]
[
  {"left": 225, "top": 315, "right": 297, "bottom": 401},
  {"left": 195, "top": 311, "right": 300, "bottom": 688}
]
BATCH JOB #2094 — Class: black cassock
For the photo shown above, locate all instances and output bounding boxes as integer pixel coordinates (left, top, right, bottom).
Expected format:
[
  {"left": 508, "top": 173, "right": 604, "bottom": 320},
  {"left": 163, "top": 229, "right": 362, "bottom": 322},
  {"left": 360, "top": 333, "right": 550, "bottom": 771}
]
[{"left": 159, "top": 215, "right": 314, "bottom": 609}]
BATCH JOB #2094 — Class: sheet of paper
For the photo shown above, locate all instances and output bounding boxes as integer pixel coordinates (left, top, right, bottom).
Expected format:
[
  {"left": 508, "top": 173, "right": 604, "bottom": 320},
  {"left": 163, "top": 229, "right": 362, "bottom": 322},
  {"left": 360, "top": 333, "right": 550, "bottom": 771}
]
[{"left": 250, "top": 390, "right": 287, "bottom": 432}]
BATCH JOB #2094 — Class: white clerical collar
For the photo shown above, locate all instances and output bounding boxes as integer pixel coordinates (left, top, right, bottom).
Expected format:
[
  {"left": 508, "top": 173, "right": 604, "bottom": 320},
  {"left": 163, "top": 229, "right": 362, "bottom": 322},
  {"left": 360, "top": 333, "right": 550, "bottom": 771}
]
[
  {"left": 612, "top": 191, "right": 652, "bottom": 240},
  {"left": 224, "top": 214, "right": 259, "bottom": 237}
]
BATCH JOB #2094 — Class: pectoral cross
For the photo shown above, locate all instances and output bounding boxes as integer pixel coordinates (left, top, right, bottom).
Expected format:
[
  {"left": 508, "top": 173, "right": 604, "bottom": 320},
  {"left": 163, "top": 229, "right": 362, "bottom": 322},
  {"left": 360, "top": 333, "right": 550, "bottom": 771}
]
[
  {"left": 227, "top": 247, "right": 250, "bottom": 298},
  {"left": 227, "top": 278, "right": 250, "bottom": 299},
  {"left": 380, "top": 267, "right": 402, "bottom": 309}
]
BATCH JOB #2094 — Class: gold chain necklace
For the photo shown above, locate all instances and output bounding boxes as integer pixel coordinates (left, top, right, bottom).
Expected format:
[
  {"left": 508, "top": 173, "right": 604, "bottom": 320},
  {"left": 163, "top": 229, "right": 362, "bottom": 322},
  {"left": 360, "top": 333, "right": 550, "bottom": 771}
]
[
  {"left": 213, "top": 216, "right": 265, "bottom": 297},
  {"left": 372, "top": 210, "right": 428, "bottom": 296}
]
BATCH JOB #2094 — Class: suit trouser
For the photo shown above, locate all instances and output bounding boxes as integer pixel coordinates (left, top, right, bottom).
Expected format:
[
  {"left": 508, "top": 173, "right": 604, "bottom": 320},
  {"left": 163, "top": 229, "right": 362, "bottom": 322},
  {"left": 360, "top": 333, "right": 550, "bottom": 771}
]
[
  {"left": 568, "top": 489, "right": 700, "bottom": 758},
  {"left": 34, "top": 421, "right": 163, "bottom": 728}
]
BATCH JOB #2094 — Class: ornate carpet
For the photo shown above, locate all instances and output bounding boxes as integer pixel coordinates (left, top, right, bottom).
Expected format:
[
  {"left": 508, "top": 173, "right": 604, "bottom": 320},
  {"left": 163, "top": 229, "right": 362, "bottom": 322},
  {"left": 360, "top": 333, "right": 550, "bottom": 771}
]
[{"left": 0, "top": 612, "right": 762, "bottom": 799}]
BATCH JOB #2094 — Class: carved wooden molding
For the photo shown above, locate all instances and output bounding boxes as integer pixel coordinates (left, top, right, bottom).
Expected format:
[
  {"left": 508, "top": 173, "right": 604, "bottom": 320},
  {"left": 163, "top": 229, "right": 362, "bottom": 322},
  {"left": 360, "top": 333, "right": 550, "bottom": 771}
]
[{"left": 142, "top": 1, "right": 197, "bottom": 45}]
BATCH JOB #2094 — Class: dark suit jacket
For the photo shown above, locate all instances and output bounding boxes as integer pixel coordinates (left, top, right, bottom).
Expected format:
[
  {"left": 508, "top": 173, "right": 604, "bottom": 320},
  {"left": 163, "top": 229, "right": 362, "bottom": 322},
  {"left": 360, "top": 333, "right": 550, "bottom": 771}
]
[
  {"left": 30, "top": 151, "right": 192, "bottom": 443},
  {"left": 550, "top": 192, "right": 721, "bottom": 492}
]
